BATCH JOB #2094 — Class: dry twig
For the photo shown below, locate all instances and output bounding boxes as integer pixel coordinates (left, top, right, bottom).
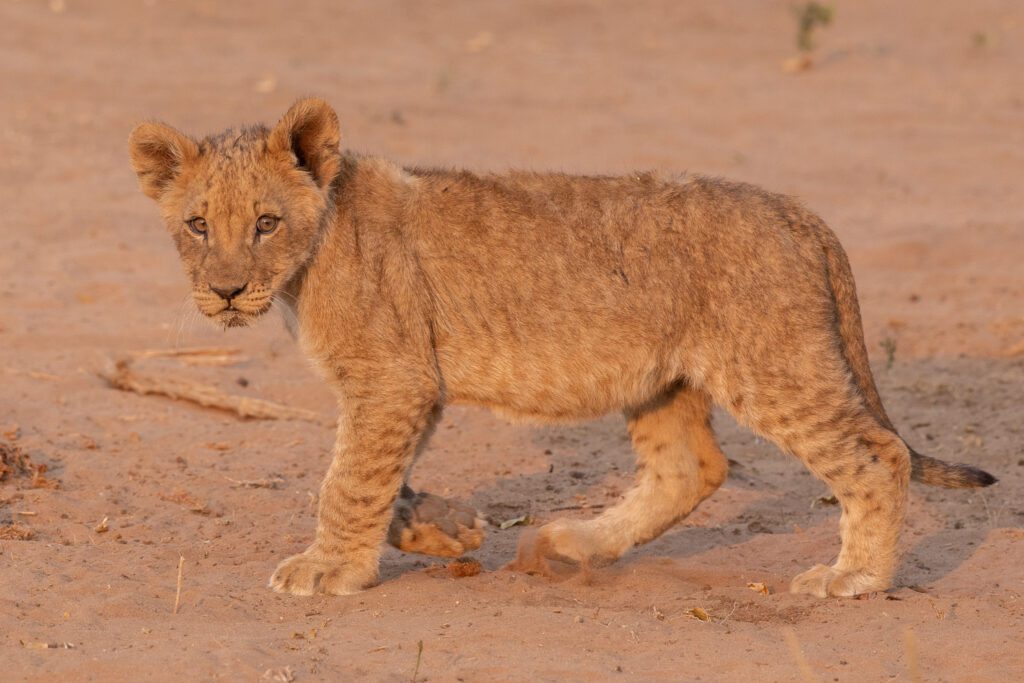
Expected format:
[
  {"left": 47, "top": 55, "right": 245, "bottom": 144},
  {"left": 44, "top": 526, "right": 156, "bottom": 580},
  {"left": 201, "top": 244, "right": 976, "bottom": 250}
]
[
  {"left": 132, "top": 346, "right": 248, "bottom": 366},
  {"left": 99, "top": 357, "right": 331, "bottom": 427}
]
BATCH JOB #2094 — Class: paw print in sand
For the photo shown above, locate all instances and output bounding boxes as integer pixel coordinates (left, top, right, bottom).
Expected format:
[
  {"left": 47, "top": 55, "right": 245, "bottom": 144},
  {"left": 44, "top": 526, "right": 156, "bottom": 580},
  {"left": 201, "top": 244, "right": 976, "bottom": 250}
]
[{"left": 387, "top": 485, "right": 486, "bottom": 557}]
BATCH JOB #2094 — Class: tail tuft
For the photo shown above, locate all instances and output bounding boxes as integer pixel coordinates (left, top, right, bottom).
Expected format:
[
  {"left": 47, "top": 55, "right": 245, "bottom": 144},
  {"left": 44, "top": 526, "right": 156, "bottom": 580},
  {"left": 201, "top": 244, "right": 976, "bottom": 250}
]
[{"left": 910, "top": 449, "right": 997, "bottom": 488}]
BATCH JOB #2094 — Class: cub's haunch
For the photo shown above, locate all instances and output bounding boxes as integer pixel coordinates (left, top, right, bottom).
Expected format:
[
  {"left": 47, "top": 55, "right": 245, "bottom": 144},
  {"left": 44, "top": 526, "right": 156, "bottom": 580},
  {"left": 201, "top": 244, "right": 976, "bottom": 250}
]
[{"left": 128, "top": 98, "right": 995, "bottom": 598}]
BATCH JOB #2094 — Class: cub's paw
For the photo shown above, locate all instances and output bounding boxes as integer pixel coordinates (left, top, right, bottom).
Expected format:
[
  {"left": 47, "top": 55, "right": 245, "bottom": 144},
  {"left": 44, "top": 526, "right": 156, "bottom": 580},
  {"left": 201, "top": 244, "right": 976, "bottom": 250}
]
[
  {"left": 510, "top": 519, "right": 619, "bottom": 577},
  {"left": 387, "top": 486, "right": 486, "bottom": 558},
  {"left": 790, "top": 564, "right": 890, "bottom": 598},
  {"left": 269, "top": 550, "right": 377, "bottom": 596}
]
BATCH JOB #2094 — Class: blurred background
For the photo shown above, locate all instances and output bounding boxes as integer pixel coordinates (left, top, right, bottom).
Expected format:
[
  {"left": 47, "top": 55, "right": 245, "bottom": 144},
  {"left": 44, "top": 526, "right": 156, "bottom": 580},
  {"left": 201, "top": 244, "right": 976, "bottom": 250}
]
[
  {"left": 3, "top": 0, "right": 1022, "bottom": 358},
  {"left": 2, "top": 2, "right": 1022, "bottom": 681}
]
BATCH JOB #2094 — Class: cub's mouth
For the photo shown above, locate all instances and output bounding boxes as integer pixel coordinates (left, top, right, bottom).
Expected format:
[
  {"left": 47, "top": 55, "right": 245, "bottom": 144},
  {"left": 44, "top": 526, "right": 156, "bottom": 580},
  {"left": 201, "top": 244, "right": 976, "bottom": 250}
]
[
  {"left": 211, "top": 300, "right": 275, "bottom": 328},
  {"left": 193, "top": 287, "right": 275, "bottom": 329}
]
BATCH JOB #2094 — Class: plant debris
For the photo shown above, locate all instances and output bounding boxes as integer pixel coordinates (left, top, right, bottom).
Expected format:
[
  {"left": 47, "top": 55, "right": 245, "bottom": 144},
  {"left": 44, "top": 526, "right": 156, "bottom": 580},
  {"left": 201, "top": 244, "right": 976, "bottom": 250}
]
[
  {"left": 447, "top": 557, "right": 482, "bottom": 578},
  {"left": 20, "top": 640, "right": 75, "bottom": 649},
  {"left": 159, "top": 490, "right": 212, "bottom": 515},
  {"left": 0, "top": 524, "right": 35, "bottom": 540},
  {"left": 747, "top": 582, "right": 771, "bottom": 596},
  {"left": 811, "top": 494, "right": 839, "bottom": 508},
  {"left": 687, "top": 607, "right": 712, "bottom": 622},
  {"left": 226, "top": 476, "right": 285, "bottom": 490},
  {"left": 260, "top": 666, "right": 295, "bottom": 683},
  {"left": 0, "top": 442, "right": 59, "bottom": 489},
  {"left": 499, "top": 515, "right": 530, "bottom": 530}
]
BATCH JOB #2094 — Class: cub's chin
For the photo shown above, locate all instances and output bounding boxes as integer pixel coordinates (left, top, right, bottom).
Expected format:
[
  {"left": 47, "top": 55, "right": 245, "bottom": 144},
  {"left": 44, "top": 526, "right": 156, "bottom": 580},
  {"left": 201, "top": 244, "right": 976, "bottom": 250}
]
[{"left": 213, "top": 309, "right": 257, "bottom": 329}]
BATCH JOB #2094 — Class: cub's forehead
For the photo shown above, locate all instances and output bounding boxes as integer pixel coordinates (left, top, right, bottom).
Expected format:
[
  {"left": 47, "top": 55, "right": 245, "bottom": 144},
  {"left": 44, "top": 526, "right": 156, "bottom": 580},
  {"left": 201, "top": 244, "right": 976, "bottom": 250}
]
[
  {"left": 189, "top": 127, "right": 277, "bottom": 187},
  {"left": 199, "top": 125, "right": 271, "bottom": 158},
  {"left": 181, "top": 126, "right": 285, "bottom": 214}
]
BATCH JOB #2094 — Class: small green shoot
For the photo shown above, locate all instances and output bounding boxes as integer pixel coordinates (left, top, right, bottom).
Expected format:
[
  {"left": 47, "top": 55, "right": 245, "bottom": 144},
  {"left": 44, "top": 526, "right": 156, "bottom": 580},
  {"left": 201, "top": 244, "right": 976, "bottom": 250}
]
[
  {"left": 795, "top": 2, "right": 834, "bottom": 53},
  {"left": 880, "top": 337, "right": 897, "bottom": 370}
]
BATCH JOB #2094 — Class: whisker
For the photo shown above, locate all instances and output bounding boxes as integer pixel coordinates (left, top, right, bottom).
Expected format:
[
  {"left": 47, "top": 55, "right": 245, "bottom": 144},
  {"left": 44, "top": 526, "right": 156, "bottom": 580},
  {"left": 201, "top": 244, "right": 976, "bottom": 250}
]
[
  {"left": 169, "top": 293, "right": 194, "bottom": 348},
  {"left": 272, "top": 293, "right": 300, "bottom": 335},
  {"left": 274, "top": 289, "right": 300, "bottom": 305}
]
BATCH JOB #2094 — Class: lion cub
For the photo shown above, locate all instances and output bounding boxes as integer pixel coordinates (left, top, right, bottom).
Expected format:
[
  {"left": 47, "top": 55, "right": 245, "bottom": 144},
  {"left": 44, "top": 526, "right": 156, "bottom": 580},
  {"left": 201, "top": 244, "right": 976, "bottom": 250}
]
[{"left": 129, "top": 98, "right": 994, "bottom": 598}]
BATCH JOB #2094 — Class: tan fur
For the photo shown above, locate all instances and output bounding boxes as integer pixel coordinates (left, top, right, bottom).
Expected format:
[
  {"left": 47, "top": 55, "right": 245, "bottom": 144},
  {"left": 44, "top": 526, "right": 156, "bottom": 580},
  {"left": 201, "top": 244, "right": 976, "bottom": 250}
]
[{"left": 128, "top": 98, "right": 995, "bottom": 599}]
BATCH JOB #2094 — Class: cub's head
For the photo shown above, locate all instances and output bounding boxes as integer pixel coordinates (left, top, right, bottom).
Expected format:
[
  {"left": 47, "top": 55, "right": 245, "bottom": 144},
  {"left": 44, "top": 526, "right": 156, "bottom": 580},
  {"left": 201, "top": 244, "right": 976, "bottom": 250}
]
[{"left": 128, "top": 98, "right": 341, "bottom": 328}]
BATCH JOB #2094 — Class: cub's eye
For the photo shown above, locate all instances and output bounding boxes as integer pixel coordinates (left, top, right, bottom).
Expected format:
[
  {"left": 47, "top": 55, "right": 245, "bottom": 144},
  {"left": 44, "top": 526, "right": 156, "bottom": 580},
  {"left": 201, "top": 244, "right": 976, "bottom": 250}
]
[
  {"left": 186, "top": 217, "right": 208, "bottom": 236},
  {"left": 256, "top": 215, "right": 279, "bottom": 235}
]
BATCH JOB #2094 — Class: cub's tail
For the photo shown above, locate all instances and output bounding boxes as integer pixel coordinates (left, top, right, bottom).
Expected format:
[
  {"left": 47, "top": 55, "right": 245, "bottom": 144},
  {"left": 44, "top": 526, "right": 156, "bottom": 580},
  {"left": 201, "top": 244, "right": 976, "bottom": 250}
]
[
  {"left": 910, "top": 448, "right": 997, "bottom": 488},
  {"left": 811, "top": 214, "right": 997, "bottom": 489}
]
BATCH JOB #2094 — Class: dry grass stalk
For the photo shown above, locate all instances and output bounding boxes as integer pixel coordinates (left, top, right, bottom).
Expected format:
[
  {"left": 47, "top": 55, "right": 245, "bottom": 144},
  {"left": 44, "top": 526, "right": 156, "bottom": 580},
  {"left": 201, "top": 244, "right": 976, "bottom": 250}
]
[
  {"left": 173, "top": 555, "right": 185, "bottom": 614},
  {"left": 784, "top": 629, "right": 818, "bottom": 683},
  {"left": 411, "top": 640, "right": 424, "bottom": 683},
  {"left": 904, "top": 628, "right": 922, "bottom": 683},
  {"left": 99, "top": 357, "right": 331, "bottom": 427}
]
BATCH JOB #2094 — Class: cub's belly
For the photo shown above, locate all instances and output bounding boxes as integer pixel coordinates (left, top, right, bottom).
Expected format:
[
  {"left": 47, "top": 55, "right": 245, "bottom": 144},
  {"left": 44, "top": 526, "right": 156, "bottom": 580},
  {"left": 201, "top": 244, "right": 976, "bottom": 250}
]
[{"left": 438, "top": 342, "right": 689, "bottom": 422}]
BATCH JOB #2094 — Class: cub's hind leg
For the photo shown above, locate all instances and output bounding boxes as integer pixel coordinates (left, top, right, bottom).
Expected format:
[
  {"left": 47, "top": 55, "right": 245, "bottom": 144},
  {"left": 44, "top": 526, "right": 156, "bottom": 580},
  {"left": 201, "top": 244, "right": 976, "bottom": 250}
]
[
  {"left": 523, "top": 383, "right": 727, "bottom": 569},
  {"left": 387, "top": 485, "right": 486, "bottom": 557},
  {"left": 789, "top": 418, "right": 910, "bottom": 597},
  {"left": 735, "top": 368, "right": 911, "bottom": 597}
]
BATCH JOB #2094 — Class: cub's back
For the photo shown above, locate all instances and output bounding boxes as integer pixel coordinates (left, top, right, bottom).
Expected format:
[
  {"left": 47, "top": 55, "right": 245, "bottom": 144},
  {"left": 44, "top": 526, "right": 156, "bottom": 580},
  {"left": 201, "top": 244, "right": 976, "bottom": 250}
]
[{"left": 393, "top": 167, "right": 832, "bottom": 417}]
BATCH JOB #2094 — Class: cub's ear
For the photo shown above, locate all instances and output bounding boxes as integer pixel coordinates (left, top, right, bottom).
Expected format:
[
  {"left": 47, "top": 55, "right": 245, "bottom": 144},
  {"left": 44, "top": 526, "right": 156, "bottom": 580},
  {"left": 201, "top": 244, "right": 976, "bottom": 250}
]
[
  {"left": 268, "top": 97, "right": 341, "bottom": 190},
  {"left": 128, "top": 122, "right": 199, "bottom": 201}
]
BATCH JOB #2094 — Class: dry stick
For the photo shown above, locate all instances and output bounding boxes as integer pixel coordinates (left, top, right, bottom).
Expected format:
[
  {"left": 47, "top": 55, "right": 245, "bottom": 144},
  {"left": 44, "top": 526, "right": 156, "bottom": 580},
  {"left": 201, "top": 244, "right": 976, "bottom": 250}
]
[
  {"left": 99, "top": 357, "right": 333, "bottom": 427},
  {"left": 784, "top": 629, "right": 818, "bottom": 683},
  {"left": 173, "top": 556, "right": 185, "bottom": 615}
]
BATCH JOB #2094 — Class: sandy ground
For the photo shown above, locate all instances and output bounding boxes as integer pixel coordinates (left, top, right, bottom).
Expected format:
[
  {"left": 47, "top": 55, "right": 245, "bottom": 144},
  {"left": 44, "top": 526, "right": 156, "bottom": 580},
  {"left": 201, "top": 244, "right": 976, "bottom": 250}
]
[{"left": 2, "top": 0, "right": 1023, "bottom": 680}]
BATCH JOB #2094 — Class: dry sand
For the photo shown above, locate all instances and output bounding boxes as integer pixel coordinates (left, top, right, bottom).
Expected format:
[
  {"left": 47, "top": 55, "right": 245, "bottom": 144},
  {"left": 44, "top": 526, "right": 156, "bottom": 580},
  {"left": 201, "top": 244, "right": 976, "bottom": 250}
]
[{"left": 1, "top": 1, "right": 1022, "bottom": 680}]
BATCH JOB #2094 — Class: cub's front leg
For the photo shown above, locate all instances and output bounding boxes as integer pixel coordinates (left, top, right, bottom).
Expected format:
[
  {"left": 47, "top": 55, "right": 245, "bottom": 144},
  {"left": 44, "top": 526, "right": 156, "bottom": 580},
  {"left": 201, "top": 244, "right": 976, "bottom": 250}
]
[{"left": 270, "top": 378, "right": 440, "bottom": 596}]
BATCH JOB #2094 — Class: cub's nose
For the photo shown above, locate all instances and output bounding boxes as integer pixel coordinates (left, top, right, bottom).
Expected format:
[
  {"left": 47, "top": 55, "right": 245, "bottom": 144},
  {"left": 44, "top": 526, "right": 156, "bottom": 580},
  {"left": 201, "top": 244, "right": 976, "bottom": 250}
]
[{"left": 209, "top": 282, "right": 248, "bottom": 301}]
